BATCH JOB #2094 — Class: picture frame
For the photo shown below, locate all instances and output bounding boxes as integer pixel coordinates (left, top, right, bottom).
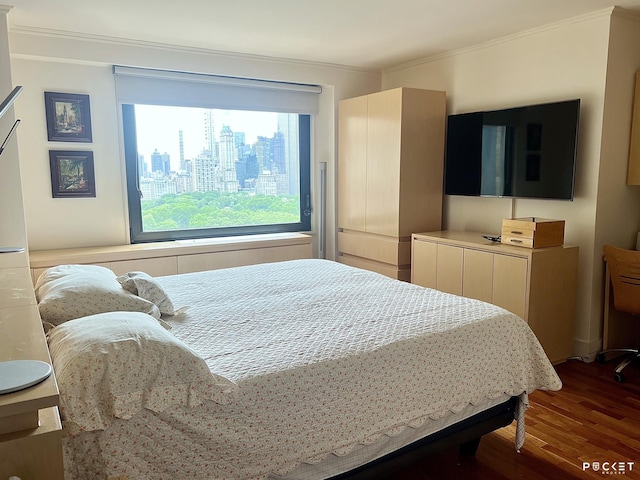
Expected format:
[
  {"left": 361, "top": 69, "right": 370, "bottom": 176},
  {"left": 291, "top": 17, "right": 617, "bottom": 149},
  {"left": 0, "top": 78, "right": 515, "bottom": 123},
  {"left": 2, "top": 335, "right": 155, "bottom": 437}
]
[
  {"left": 44, "top": 92, "right": 93, "bottom": 142},
  {"left": 49, "top": 150, "right": 96, "bottom": 198}
]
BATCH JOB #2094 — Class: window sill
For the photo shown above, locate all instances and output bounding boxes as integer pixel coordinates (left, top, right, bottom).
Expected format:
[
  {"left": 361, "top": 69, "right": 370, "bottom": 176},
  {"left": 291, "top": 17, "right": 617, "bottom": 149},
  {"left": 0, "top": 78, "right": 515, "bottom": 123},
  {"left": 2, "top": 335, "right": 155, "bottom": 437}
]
[{"left": 29, "top": 233, "right": 313, "bottom": 282}]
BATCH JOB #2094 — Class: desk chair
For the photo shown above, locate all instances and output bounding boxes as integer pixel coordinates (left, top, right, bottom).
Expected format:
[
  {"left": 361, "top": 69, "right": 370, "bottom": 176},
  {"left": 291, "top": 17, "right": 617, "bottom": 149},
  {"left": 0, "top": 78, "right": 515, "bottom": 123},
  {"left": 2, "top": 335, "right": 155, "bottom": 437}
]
[{"left": 597, "top": 244, "right": 640, "bottom": 383}]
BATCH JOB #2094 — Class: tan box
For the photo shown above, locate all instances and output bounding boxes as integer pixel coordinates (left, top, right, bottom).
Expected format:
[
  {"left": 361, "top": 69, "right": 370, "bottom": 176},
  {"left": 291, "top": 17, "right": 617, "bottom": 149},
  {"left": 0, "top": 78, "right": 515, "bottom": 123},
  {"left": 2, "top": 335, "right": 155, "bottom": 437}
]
[{"left": 501, "top": 217, "right": 565, "bottom": 248}]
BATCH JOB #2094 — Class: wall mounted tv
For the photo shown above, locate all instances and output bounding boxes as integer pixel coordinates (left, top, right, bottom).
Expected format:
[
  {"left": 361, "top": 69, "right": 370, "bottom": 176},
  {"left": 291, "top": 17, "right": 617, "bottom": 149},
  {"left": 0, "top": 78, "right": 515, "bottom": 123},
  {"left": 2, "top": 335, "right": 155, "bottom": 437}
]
[{"left": 444, "top": 99, "right": 580, "bottom": 200}]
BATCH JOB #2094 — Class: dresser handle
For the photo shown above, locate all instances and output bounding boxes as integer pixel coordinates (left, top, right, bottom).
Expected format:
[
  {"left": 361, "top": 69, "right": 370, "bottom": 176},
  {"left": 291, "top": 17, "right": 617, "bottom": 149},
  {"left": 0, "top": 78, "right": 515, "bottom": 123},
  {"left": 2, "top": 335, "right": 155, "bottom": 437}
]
[
  {"left": 511, "top": 230, "right": 523, "bottom": 235},
  {"left": 510, "top": 239, "right": 523, "bottom": 244}
]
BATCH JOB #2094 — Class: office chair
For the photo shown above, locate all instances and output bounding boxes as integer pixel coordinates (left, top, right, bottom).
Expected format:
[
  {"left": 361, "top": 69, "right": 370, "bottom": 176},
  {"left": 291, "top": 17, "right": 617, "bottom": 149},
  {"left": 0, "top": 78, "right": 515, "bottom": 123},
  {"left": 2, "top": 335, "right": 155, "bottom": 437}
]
[{"left": 597, "top": 244, "right": 640, "bottom": 383}]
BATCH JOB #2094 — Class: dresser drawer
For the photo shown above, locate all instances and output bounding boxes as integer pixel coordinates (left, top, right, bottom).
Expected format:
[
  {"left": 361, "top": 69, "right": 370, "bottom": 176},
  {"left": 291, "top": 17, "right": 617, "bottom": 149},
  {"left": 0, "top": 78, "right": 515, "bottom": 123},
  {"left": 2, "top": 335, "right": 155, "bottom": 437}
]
[
  {"left": 501, "top": 235, "right": 535, "bottom": 248},
  {"left": 338, "top": 231, "right": 411, "bottom": 266}
]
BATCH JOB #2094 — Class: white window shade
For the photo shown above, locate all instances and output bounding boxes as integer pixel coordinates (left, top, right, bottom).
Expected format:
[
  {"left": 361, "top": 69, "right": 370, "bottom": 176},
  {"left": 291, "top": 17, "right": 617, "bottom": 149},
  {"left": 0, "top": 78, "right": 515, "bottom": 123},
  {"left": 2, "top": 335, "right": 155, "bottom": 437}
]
[{"left": 113, "top": 66, "right": 321, "bottom": 114}]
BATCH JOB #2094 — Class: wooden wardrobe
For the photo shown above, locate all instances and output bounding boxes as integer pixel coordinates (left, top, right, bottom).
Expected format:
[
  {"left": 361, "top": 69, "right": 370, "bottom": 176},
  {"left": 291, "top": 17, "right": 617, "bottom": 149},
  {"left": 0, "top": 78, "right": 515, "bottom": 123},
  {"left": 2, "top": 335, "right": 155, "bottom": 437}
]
[{"left": 337, "top": 87, "right": 446, "bottom": 281}]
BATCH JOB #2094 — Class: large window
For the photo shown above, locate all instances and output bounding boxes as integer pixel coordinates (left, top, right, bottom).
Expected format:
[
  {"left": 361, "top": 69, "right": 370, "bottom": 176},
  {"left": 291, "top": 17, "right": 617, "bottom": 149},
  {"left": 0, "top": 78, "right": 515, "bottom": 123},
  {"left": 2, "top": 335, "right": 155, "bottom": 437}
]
[{"left": 114, "top": 67, "right": 318, "bottom": 243}]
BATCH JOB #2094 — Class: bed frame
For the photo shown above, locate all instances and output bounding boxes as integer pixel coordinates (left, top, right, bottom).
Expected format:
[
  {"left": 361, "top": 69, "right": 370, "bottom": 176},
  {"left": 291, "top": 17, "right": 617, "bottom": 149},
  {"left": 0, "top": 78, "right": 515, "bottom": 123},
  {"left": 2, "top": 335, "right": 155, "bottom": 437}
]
[
  {"left": 334, "top": 396, "right": 518, "bottom": 479},
  {"left": 100, "top": 397, "right": 518, "bottom": 480}
]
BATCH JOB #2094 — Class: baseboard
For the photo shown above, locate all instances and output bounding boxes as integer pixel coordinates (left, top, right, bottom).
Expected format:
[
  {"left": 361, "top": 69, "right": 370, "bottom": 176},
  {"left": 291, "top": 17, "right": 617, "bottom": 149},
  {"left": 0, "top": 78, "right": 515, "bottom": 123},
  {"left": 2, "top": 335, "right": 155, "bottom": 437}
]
[{"left": 572, "top": 338, "right": 602, "bottom": 362}]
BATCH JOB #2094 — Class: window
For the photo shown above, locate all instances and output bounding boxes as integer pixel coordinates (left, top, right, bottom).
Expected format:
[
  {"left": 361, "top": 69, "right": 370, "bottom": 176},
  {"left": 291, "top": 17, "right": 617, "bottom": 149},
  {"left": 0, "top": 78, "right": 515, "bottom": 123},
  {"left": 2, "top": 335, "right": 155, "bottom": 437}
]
[{"left": 114, "top": 67, "right": 318, "bottom": 243}]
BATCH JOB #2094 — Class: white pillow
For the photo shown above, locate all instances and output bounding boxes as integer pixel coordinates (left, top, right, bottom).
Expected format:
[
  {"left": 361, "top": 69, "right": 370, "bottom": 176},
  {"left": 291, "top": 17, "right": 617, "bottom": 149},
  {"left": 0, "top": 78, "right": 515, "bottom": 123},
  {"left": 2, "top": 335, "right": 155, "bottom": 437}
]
[
  {"left": 117, "top": 271, "right": 177, "bottom": 316},
  {"left": 47, "top": 311, "right": 238, "bottom": 432},
  {"left": 35, "top": 264, "right": 161, "bottom": 325}
]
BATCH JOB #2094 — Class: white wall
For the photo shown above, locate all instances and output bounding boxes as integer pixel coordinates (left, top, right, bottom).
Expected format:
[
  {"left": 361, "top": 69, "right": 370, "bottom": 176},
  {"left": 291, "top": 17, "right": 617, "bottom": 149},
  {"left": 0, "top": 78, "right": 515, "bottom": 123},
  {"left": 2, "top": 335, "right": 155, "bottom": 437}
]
[
  {"left": 9, "top": 27, "right": 382, "bottom": 257},
  {"left": 592, "top": 10, "right": 640, "bottom": 349},
  {"left": 0, "top": 7, "right": 28, "bottom": 270},
  {"left": 382, "top": 8, "right": 640, "bottom": 357}
]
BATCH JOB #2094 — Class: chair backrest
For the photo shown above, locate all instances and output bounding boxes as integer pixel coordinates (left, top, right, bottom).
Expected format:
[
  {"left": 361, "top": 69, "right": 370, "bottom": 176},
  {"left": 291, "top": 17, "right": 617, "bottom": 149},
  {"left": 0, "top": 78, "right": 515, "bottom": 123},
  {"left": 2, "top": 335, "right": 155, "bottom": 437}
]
[{"left": 604, "top": 244, "right": 640, "bottom": 315}]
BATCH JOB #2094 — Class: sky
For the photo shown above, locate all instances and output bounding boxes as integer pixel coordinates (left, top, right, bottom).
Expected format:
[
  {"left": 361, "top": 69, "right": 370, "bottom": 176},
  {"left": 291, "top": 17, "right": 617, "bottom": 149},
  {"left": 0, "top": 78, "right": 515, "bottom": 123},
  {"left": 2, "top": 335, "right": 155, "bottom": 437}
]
[{"left": 134, "top": 105, "right": 280, "bottom": 171}]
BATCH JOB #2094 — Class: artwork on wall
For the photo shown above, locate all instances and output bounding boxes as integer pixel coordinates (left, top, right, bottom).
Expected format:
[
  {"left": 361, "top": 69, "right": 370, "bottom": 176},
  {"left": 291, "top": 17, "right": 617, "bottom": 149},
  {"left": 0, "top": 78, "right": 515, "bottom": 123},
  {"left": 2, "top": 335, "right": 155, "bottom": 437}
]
[
  {"left": 44, "top": 92, "right": 93, "bottom": 142},
  {"left": 49, "top": 150, "right": 96, "bottom": 198}
]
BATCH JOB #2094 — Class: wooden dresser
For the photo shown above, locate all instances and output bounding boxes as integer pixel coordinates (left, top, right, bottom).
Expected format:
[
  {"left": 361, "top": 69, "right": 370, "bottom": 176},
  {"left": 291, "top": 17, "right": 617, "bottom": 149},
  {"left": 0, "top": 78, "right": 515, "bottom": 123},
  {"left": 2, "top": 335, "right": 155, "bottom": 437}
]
[{"left": 411, "top": 231, "right": 579, "bottom": 364}]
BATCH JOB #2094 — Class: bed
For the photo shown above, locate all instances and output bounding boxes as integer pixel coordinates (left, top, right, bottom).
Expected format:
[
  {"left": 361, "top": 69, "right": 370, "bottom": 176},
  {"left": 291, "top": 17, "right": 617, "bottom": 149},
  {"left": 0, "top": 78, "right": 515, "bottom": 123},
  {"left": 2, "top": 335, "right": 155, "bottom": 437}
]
[{"left": 34, "top": 259, "right": 562, "bottom": 480}]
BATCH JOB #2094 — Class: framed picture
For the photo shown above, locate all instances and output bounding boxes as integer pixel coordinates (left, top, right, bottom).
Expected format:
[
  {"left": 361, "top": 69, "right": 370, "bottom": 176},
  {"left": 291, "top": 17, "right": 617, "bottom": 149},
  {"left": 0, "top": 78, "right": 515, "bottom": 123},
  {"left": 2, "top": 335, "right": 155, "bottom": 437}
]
[
  {"left": 44, "top": 92, "right": 93, "bottom": 142},
  {"left": 49, "top": 150, "right": 96, "bottom": 198}
]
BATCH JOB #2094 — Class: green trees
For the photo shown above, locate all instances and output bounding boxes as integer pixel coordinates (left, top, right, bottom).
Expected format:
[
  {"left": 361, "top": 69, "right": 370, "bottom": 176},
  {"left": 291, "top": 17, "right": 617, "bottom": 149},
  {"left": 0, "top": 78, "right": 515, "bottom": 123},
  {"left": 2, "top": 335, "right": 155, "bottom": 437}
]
[{"left": 141, "top": 191, "right": 300, "bottom": 232}]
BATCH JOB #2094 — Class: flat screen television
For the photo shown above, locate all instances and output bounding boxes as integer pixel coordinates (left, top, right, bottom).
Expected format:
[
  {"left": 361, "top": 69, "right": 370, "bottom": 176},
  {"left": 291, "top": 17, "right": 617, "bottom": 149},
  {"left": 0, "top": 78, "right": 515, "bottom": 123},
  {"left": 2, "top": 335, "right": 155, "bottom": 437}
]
[{"left": 444, "top": 99, "right": 580, "bottom": 200}]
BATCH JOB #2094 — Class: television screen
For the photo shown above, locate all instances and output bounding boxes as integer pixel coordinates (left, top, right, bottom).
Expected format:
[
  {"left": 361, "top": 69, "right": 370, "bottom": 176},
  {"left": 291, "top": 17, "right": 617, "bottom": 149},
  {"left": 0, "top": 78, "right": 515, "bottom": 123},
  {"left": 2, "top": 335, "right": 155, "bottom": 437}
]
[{"left": 444, "top": 99, "right": 580, "bottom": 200}]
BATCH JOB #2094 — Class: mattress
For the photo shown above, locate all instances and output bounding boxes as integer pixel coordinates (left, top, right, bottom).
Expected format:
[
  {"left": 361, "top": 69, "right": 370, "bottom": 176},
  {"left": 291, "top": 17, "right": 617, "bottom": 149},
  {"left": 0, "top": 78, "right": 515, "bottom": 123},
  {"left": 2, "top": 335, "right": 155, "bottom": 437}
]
[
  {"left": 271, "top": 393, "right": 513, "bottom": 479},
  {"left": 61, "top": 259, "right": 561, "bottom": 480}
]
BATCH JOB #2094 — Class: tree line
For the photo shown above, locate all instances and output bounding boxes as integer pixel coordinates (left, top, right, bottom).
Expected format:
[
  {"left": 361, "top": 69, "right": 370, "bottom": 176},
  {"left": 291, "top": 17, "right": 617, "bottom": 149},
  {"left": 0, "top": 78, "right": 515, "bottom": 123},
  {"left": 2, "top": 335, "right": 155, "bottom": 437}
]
[{"left": 142, "top": 190, "right": 300, "bottom": 231}]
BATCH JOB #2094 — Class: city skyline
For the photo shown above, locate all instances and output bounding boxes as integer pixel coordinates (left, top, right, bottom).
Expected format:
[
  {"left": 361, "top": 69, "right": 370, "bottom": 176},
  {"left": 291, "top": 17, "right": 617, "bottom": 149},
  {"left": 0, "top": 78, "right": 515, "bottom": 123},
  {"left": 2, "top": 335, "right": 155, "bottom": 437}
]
[
  {"left": 134, "top": 104, "right": 280, "bottom": 172},
  {"left": 133, "top": 105, "right": 301, "bottom": 203}
]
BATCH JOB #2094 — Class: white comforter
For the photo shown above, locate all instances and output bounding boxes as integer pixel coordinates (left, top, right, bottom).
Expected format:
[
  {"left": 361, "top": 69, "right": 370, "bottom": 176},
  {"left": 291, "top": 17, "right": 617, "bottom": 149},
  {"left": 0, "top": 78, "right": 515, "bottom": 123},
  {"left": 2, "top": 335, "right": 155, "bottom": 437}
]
[{"left": 62, "top": 259, "right": 561, "bottom": 480}]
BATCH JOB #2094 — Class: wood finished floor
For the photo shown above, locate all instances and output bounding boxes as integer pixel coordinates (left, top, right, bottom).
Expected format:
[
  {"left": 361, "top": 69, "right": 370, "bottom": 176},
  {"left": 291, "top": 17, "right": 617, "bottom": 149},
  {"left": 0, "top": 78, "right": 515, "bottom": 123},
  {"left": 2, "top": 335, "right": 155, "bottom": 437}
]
[{"left": 379, "top": 358, "right": 640, "bottom": 480}]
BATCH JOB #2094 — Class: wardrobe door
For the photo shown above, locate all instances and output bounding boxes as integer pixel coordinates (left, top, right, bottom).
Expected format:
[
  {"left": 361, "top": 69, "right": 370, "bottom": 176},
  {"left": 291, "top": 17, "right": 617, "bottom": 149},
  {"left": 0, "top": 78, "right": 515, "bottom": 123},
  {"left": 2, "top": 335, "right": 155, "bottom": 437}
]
[
  {"left": 365, "top": 89, "right": 402, "bottom": 237},
  {"left": 338, "top": 95, "right": 368, "bottom": 232}
]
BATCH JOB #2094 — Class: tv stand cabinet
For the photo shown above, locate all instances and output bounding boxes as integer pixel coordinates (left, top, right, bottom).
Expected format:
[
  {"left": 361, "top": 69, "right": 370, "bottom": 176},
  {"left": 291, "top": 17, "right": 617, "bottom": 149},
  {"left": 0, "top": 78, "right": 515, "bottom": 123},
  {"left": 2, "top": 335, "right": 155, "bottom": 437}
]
[{"left": 411, "top": 231, "right": 579, "bottom": 363}]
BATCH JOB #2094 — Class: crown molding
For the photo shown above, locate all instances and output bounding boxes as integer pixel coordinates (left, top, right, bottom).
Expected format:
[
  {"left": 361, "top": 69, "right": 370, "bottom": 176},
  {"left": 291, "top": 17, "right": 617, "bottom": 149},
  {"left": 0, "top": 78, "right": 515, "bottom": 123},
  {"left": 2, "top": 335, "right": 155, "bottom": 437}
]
[
  {"left": 0, "top": 5, "right": 13, "bottom": 15},
  {"left": 383, "top": 7, "right": 617, "bottom": 74},
  {"left": 611, "top": 5, "right": 640, "bottom": 22},
  {"left": 8, "top": 24, "right": 379, "bottom": 74}
]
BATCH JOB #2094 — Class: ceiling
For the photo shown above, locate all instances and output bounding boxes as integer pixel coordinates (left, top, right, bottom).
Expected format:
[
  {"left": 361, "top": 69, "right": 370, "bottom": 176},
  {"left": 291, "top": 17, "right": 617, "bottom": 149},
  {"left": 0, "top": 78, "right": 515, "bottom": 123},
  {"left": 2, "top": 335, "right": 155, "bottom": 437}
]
[{"left": 6, "top": 0, "right": 640, "bottom": 70}]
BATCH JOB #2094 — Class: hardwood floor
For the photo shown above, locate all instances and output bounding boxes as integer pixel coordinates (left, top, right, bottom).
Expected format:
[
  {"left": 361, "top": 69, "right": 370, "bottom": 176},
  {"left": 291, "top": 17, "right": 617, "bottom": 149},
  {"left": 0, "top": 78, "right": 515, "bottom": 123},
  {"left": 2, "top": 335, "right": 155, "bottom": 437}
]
[{"left": 375, "top": 358, "right": 640, "bottom": 479}]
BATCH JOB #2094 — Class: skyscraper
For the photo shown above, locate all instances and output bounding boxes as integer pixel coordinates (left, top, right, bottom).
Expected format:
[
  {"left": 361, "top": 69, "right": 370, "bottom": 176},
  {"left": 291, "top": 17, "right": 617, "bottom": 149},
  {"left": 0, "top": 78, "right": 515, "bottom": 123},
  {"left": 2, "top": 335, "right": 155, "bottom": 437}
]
[
  {"left": 278, "top": 114, "right": 300, "bottom": 195},
  {"left": 150, "top": 149, "right": 170, "bottom": 175},
  {"left": 204, "top": 110, "right": 216, "bottom": 160},
  {"left": 254, "top": 136, "right": 272, "bottom": 174},
  {"left": 193, "top": 153, "right": 216, "bottom": 192},
  {"left": 272, "top": 130, "right": 286, "bottom": 175},
  {"left": 218, "top": 125, "right": 239, "bottom": 192},
  {"left": 178, "top": 130, "right": 185, "bottom": 171}
]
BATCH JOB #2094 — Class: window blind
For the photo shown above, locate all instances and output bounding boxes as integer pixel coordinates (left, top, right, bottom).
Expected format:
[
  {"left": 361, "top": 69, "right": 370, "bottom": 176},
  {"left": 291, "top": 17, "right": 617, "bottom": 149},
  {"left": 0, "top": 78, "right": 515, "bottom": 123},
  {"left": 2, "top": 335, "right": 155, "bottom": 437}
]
[{"left": 113, "top": 66, "right": 321, "bottom": 114}]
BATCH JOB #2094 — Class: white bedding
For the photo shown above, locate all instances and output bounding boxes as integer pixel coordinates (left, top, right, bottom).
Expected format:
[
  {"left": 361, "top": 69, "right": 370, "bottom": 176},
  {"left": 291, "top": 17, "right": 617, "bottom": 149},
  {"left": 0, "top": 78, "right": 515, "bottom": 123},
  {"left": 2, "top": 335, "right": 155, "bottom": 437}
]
[{"left": 61, "top": 259, "right": 561, "bottom": 480}]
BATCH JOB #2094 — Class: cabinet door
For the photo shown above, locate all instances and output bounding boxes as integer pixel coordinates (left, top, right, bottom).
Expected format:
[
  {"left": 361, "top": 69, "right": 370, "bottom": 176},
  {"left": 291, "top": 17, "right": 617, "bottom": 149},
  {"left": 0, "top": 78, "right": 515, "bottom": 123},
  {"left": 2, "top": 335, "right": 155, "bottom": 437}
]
[
  {"left": 436, "top": 244, "right": 463, "bottom": 295},
  {"left": 365, "top": 89, "right": 402, "bottom": 236},
  {"left": 177, "top": 245, "right": 312, "bottom": 274},
  {"left": 492, "top": 254, "right": 528, "bottom": 319},
  {"left": 397, "top": 88, "right": 446, "bottom": 237},
  {"left": 0, "top": 407, "right": 64, "bottom": 480},
  {"left": 411, "top": 239, "right": 437, "bottom": 288},
  {"left": 338, "top": 95, "right": 368, "bottom": 231},
  {"left": 109, "top": 256, "right": 178, "bottom": 276},
  {"left": 463, "top": 249, "right": 493, "bottom": 303}
]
